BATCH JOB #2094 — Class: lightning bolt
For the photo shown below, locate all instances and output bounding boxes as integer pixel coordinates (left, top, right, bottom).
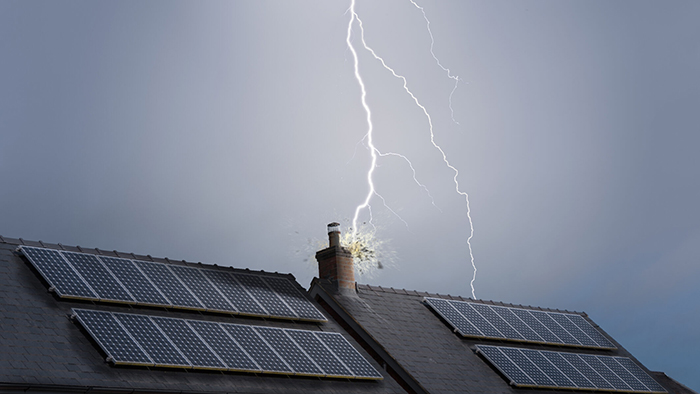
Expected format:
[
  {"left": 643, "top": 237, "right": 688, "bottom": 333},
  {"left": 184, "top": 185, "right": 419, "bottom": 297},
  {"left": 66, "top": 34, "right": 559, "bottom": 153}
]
[{"left": 347, "top": 0, "right": 477, "bottom": 298}]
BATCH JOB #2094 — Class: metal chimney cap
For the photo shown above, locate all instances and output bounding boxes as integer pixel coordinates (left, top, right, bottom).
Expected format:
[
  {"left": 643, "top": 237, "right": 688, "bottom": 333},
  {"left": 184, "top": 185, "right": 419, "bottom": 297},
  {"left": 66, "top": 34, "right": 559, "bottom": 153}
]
[{"left": 327, "top": 222, "right": 340, "bottom": 233}]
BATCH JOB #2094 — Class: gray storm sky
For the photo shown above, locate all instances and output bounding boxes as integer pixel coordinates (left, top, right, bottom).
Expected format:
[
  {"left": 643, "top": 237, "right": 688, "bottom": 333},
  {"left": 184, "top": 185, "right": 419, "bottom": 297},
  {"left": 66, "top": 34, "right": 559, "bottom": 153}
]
[{"left": 1, "top": 0, "right": 699, "bottom": 390}]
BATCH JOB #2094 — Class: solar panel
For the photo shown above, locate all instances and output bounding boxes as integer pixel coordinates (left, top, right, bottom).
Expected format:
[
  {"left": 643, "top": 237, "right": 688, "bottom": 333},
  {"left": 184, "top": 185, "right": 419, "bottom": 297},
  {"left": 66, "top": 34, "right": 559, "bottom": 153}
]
[
  {"left": 168, "top": 265, "right": 234, "bottom": 313},
  {"left": 316, "top": 332, "right": 384, "bottom": 379},
  {"left": 113, "top": 312, "right": 191, "bottom": 368},
  {"left": 74, "top": 309, "right": 381, "bottom": 379},
  {"left": 99, "top": 256, "right": 170, "bottom": 306},
  {"left": 256, "top": 327, "right": 323, "bottom": 376},
  {"left": 151, "top": 317, "right": 226, "bottom": 370},
  {"left": 22, "top": 246, "right": 325, "bottom": 321},
  {"left": 233, "top": 274, "right": 297, "bottom": 319},
  {"left": 286, "top": 330, "right": 354, "bottom": 378},
  {"left": 62, "top": 251, "right": 133, "bottom": 303},
  {"left": 201, "top": 270, "right": 267, "bottom": 316},
  {"left": 133, "top": 261, "right": 204, "bottom": 310},
  {"left": 424, "top": 297, "right": 616, "bottom": 349},
  {"left": 262, "top": 276, "right": 327, "bottom": 322},
  {"left": 221, "top": 323, "right": 292, "bottom": 374},
  {"left": 72, "top": 309, "right": 152, "bottom": 366},
  {"left": 188, "top": 320, "right": 260, "bottom": 372},
  {"left": 19, "top": 246, "right": 96, "bottom": 299},
  {"left": 476, "top": 345, "right": 667, "bottom": 393}
]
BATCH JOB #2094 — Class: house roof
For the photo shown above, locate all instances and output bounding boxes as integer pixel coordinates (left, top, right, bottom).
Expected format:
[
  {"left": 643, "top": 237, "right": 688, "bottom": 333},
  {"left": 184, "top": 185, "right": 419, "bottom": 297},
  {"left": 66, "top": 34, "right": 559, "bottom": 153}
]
[
  {"left": 0, "top": 236, "right": 404, "bottom": 394},
  {"left": 310, "top": 280, "right": 696, "bottom": 394}
]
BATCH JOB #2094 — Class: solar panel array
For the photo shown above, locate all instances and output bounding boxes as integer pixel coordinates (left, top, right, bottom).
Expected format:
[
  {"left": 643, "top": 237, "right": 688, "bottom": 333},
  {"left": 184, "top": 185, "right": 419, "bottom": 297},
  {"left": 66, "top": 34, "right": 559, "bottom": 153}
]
[
  {"left": 424, "top": 297, "right": 615, "bottom": 349},
  {"left": 72, "top": 309, "right": 382, "bottom": 380},
  {"left": 19, "top": 246, "right": 326, "bottom": 322},
  {"left": 476, "top": 345, "right": 666, "bottom": 393}
]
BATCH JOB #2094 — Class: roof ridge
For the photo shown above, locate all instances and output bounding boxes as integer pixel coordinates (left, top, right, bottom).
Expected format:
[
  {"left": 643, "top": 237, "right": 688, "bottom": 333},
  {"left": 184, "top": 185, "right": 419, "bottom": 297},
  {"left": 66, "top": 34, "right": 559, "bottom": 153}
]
[
  {"left": 356, "top": 282, "right": 585, "bottom": 315},
  {"left": 1, "top": 234, "right": 294, "bottom": 279}
]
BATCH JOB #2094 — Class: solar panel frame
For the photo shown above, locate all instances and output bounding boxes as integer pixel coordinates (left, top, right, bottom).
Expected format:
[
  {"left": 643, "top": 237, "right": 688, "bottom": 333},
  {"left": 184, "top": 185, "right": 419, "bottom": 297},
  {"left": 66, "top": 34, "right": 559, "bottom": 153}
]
[
  {"left": 233, "top": 274, "right": 297, "bottom": 319},
  {"left": 114, "top": 313, "right": 191, "bottom": 368},
  {"left": 201, "top": 269, "right": 268, "bottom": 317},
  {"left": 133, "top": 260, "right": 204, "bottom": 310},
  {"left": 262, "top": 276, "right": 327, "bottom": 322},
  {"left": 62, "top": 251, "right": 134, "bottom": 303},
  {"left": 19, "top": 246, "right": 97, "bottom": 299},
  {"left": 72, "top": 309, "right": 153, "bottom": 366},
  {"left": 477, "top": 346, "right": 665, "bottom": 393},
  {"left": 98, "top": 256, "right": 171, "bottom": 306},
  {"left": 286, "top": 329, "right": 354, "bottom": 378},
  {"left": 221, "top": 323, "right": 292, "bottom": 374},
  {"left": 187, "top": 320, "right": 261, "bottom": 373},
  {"left": 255, "top": 326, "right": 323, "bottom": 377},
  {"left": 315, "top": 332, "right": 383, "bottom": 380},
  {"left": 168, "top": 265, "right": 235, "bottom": 313}
]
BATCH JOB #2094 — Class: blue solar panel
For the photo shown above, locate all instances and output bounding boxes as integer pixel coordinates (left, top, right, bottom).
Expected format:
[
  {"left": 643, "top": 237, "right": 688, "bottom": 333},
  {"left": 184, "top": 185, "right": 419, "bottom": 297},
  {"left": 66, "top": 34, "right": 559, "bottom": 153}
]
[
  {"left": 491, "top": 305, "right": 544, "bottom": 343},
  {"left": 62, "top": 252, "right": 133, "bottom": 302},
  {"left": 470, "top": 303, "right": 523, "bottom": 340},
  {"left": 168, "top": 265, "right": 234, "bottom": 313},
  {"left": 99, "top": 256, "right": 170, "bottom": 306},
  {"left": 201, "top": 270, "right": 267, "bottom": 316},
  {"left": 549, "top": 312, "right": 598, "bottom": 347},
  {"left": 262, "top": 276, "right": 327, "bottom": 322},
  {"left": 510, "top": 308, "right": 563, "bottom": 344},
  {"left": 450, "top": 301, "right": 504, "bottom": 338},
  {"left": 221, "top": 323, "right": 292, "bottom": 374},
  {"left": 233, "top": 274, "right": 296, "bottom": 319},
  {"left": 20, "top": 246, "right": 96, "bottom": 299},
  {"left": 477, "top": 346, "right": 665, "bottom": 393},
  {"left": 315, "top": 332, "right": 383, "bottom": 379},
  {"left": 530, "top": 310, "right": 579, "bottom": 346},
  {"left": 567, "top": 314, "right": 616, "bottom": 349},
  {"left": 73, "top": 309, "right": 152, "bottom": 366},
  {"left": 151, "top": 317, "right": 226, "bottom": 370},
  {"left": 476, "top": 345, "right": 535, "bottom": 386},
  {"left": 133, "top": 260, "right": 204, "bottom": 310},
  {"left": 114, "top": 313, "right": 190, "bottom": 368},
  {"left": 286, "top": 330, "right": 353, "bottom": 378},
  {"left": 423, "top": 297, "right": 482, "bottom": 336},
  {"left": 256, "top": 327, "right": 322, "bottom": 376},
  {"left": 187, "top": 320, "right": 260, "bottom": 372}
]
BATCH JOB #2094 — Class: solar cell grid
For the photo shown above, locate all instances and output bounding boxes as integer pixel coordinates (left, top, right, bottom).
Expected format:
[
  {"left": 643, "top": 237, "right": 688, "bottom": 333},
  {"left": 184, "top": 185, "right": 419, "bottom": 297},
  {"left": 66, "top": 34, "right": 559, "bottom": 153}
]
[
  {"left": 424, "top": 297, "right": 482, "bottom": 336},
  {"left": 73, "top": 309, "right": 152, "bottom": 366},
  {"left": 491, "top": 306, "right": 544, "bottom": 343},
  {"left": 567, "top": 314, "right": 617, "bottom": 349},
  {"left": 580, "top": 354, "right": 632, "bottom": 391},
  {"left": 598, "top": 356, "right": 649, "bottom": 392},
  {"left": 201, "top": 270, "right": 267, "bottom": 316},
  {"left": 234, "top": 274, "right": 296, "bottom": 318},
  {"left": 20, "top": 246, "right": 96, "bottom": 299},
  {"left": 152, "top": 317, "right": 226, "bottom": 370},
  {"left": 500, "top": 347, "right": 556, "bottom": 387},
  {"left": 256, "top": 327, "right": 322, "bottom": 376},
  {"left": 262, "top": 277, "right": 327, "bottom": 322},
  {"left": 134, "top": 261, "right": 203, "bottom": 310},
  {"left": 560, "top": 353, "right": 614, "bottom": 390},
  {"left": 169, "top": 265, "right": 233, "bottom": 313},
  {"left": 222, "top": 324, "right": 291, "bottom": 373},
  {"left": 549, "top": 312, "right": 598, "bottom": 347},
  {"left": 187, "top": 320, "right": 260, "bottom": 372},
  {"left": 530, "top": 310, "right": 579, "bottom": 346},
  {"left": 62, "top": 251, "right": 133, "bottom": 302},
  {"left": 316, "top": 332, "right": 383, "bottom": 379},
  {"left": 541, "top": 351, "right": 595, "bottom": 389},
  {"left": 115, "top": 313, "right": 190, "bottom": 368},
  {"left": 476, "top": 345, "right": 535, "bottom": 386},
  {"left": 510, "top": 308, "right": 564, "bottom": 344},
  {"left": 471, "top": 303, "right": 523, "bottom": 340},
  {"left": 615, "top": 357, "right": 667, "bottom": 393},
  {"left": 99, "top": 256, "right": 170, "bottom": 306},
  {"left": 287, "top": 330, "right": 352, "bottom": 377},
  {"left": 521, "top": 349, "right": 575, "bottom": 388},
  {"left": 450, "top": 301, "right": 504, "bottom": 338}
]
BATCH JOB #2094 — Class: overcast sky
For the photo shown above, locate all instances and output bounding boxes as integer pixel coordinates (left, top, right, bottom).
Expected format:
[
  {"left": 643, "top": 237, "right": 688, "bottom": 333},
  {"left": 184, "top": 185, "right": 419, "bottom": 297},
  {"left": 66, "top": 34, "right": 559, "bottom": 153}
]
[{"left": 1, "top": 0, "right": 699, "bottom": 390}]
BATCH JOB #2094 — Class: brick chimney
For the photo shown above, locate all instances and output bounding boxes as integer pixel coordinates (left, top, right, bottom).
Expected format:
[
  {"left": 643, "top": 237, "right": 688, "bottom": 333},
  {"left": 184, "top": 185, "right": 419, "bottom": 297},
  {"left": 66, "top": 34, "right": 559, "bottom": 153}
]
[{"left": 316, "top": 222, "right": 356, "bottom": 294}]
